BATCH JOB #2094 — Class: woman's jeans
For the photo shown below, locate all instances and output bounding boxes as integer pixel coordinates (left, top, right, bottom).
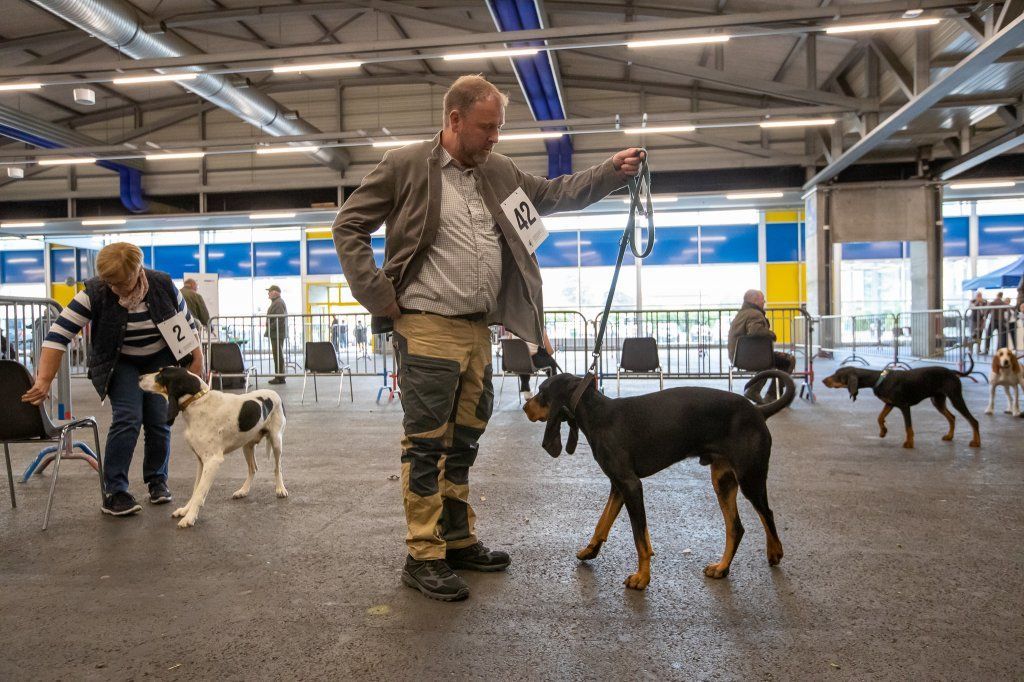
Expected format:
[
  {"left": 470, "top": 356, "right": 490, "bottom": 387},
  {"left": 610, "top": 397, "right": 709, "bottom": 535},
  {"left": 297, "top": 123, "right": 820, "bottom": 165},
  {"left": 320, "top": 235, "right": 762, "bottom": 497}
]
[{"left": 103, "top": 349, "right": 177, "bottom": 495}]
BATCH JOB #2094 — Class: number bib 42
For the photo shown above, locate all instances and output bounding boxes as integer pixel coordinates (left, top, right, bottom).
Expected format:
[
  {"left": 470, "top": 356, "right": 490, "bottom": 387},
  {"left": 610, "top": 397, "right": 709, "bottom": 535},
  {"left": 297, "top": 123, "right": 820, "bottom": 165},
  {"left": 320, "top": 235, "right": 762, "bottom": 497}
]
[
  {"left": 157, "top": 311, "right": 200, "bottom": 360},
  {"left": 499, "top": 187, "right": 549, "bottom": 255}
]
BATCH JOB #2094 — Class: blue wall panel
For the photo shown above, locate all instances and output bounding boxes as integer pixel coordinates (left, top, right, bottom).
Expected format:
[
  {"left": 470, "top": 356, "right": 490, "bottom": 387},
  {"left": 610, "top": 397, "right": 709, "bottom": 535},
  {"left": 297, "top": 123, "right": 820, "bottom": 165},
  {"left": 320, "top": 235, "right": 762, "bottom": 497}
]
[
  {"left": 701, "top": 224, "right": 758, "bottom": 263},
  {"left": 205, "top": 243, "right": 252, "bottom": 278},
  {"left": 942, "top": 217, "right": 969, "bottom": 258},
  {"left": 579, "top": 229, "right": 635, "bottom": 267},
  {"left": 645, "top": 226, "right": 699, "bottom": 265},
  {"left": 255, "top": 241, "right": 301, "bottom": 277},
  {"left": 153, "top": 245, "right": 200, "bottom": 280},
  {"left": 979, "top": 214, "right": 1024, "bottom": 256},
  {"left": 2, "top": 250, "right": 45, "bottom": 284},
  {"left": 766, "top": 222, "right": 802, "bottom": 262},
  {"left": 307, "top": 239, "right": 341, "bottom": 275},
  {"left": 50, "top": 249, "right": 76, "bottom": 284},
  {"left": 536, "top": 232, "right": 579, "bottom": 268},
  {"left": 842, "top": 241, "right": 904, "bottom": 260}
]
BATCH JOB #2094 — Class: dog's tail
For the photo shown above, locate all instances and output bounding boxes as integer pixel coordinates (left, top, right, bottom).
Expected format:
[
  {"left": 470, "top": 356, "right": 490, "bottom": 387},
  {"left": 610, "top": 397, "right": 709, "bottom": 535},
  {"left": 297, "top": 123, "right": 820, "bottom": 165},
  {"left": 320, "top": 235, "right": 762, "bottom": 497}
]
[
  {"left": 956, "top": 353, "right": 975, "bottom": 378},
  {"left": 747, "top": 370, "right": 796, "bottom": 420}
]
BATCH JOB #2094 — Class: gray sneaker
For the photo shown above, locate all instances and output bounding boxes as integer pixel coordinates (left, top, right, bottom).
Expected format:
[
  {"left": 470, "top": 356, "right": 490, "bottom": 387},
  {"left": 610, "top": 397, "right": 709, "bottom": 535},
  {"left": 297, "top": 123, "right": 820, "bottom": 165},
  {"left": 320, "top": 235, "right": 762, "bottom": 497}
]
[{"left": 401, "top": 556, "right": 470, "bottom": 601}]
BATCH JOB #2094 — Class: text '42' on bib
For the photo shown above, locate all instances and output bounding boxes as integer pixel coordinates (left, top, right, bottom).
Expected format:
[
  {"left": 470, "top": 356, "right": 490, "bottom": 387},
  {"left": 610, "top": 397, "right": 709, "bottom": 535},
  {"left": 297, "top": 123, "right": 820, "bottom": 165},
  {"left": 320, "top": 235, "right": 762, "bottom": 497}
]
[{"left": 499, "top": 187, "right": 549, "bottom": 255}]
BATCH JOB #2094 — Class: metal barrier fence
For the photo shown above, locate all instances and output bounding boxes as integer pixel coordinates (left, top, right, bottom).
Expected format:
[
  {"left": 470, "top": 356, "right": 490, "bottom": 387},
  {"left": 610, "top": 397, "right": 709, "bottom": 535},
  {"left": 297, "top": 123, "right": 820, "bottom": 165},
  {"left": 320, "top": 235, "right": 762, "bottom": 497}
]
[
  {"left": 592, "top": 307, "right": 814, "bottom": 388},
  {"left": 965, "top": 304, "right": 1022, "bottom": 356},
  {"left": 894, "top": 309, "right": 965, "bottom": 369},
  {"left": 206, "top": 312, "right": 384, "bottom": 378},
  {"left": 0, "top": 295, "right": 73, "bottom": 417},
  {"left": 817, "top": 312, "right": 899, "bottom": 368}
]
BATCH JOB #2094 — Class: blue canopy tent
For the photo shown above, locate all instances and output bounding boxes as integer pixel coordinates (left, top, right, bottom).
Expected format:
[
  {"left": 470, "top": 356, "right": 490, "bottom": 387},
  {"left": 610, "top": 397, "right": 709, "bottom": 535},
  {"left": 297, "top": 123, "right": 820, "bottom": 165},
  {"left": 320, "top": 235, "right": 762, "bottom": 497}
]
[{"left": 963, "top": 255, "right": 1024, "bottom": 290}]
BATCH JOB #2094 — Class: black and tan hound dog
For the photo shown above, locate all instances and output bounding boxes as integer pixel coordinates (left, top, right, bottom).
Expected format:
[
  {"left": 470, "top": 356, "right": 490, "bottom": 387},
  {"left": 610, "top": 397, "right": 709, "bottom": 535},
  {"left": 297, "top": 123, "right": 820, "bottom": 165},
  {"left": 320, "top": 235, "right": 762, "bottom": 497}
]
[
  {"left": 523, "top": 371, "right": 794, "bottom": 590},
  {"left": 822, "top": 363, "right": 980, "bottom": 449}
]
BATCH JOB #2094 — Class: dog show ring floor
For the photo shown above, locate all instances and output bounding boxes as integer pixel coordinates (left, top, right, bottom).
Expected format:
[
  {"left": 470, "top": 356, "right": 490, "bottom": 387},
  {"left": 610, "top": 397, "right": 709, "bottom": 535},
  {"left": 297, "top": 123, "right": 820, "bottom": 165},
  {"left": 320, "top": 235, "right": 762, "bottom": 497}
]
[{"left": 1, "top": 361, "right": 1021, "bottom": 680}]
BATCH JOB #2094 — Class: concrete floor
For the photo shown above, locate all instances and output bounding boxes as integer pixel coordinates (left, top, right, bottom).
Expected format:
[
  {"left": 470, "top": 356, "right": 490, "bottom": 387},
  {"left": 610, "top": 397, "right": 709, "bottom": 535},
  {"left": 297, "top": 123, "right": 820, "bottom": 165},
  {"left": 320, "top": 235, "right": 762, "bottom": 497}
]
[{"left": 1, "top": 363, "right": 1022, "bottom": 680}]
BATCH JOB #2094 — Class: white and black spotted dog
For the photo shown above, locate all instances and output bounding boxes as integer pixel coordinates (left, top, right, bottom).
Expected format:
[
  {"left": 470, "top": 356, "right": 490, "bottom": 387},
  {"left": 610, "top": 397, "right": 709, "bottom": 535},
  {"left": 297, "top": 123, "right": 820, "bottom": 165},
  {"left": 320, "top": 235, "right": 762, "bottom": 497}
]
[{"left": 139, "top": 367, "right": 288, "bottom": 528}]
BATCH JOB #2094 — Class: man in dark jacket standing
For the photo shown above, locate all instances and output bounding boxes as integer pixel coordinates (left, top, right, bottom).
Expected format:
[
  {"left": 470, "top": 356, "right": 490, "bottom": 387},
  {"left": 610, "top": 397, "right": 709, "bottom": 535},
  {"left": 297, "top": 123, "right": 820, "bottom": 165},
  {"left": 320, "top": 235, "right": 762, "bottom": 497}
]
[
  {"left": 728, "top": 289, "right": 795, "bottom": 403},
  {"left": 266, "top": 285, "right": 288, "bottom": 384},
  {"left": 332, "top": 74, "right": 643, "bottom": 601},
  {"left": 180, "top": 278, "right": 210, "bottom": 328}
]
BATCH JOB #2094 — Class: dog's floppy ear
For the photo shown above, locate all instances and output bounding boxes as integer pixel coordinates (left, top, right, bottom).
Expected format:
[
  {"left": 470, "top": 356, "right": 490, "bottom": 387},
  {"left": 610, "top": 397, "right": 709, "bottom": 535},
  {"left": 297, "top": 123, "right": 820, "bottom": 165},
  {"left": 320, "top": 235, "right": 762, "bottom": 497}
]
[
  {"left": 166, "top": 392, "right": 181, "bottom": 426},
  {"left": 541, "top": 378, "right": 583, "bottom": 457},
  {"left": 847, "top": 373, "right": 859, "bottom": 401},
  {"left": 1011, "top": 353, "right": 1021, "bottom": 374},
  {"left": 161, "top": 368, "right": 202, "bottom": 425}
]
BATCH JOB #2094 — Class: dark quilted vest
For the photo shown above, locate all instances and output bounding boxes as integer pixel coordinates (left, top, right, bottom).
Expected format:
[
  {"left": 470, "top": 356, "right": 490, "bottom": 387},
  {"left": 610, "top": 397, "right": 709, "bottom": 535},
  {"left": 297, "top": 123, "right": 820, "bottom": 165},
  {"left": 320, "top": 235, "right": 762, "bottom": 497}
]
[{"left": 84, "top": 269, "right": 185, "bottom": 399}]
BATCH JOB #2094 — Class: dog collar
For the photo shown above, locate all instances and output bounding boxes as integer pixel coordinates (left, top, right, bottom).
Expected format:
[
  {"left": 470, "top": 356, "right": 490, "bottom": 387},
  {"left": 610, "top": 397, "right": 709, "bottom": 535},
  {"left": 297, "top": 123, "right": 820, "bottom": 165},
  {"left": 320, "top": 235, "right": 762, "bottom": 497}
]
[
  {"left": 874, "top": 370, "right": 889, "bottom": 388},
  {"left": 179, "top": 387, "right": 210, "bottom": 411}
]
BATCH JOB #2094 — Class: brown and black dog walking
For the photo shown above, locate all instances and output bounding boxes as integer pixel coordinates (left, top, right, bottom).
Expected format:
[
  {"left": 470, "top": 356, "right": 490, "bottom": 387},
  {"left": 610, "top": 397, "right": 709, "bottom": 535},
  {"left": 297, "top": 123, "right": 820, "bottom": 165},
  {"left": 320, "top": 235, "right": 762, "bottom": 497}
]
[
  {"left": 822, "top": 362, "right": 980, "bottom": 449},
  {"left": 524, "top": 370, "right": 794, "bottom": 590}
]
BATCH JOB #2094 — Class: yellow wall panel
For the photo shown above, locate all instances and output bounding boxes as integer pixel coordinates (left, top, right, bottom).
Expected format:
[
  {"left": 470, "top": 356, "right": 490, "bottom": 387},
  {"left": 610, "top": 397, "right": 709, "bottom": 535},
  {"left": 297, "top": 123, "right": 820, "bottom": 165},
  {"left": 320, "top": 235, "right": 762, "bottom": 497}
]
[
  {"left": 766, "top": 262, "right": 806, "bottom": 344},
  {"left": 50, "top": 283, "right": 78, "bottom": 307},
  {"left": 765, "top": 209, "right": 805, "bottom": 223}
]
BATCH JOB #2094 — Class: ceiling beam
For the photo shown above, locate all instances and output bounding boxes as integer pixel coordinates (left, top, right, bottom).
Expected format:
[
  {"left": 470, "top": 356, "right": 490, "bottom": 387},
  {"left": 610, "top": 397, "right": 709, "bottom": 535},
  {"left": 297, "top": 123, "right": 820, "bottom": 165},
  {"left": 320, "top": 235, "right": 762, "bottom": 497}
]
[
  {"left": 804, "top": 12, "right": 1024, "bottom": 188},
  {"left": 870, "top": 36, "right": 914, "bottom": 99},
  {"left": 0, "top": 0, "right": 978, "bottom": 78},
  {"left": 937, "top": 123, "right": 1024, "bottom": 179}
]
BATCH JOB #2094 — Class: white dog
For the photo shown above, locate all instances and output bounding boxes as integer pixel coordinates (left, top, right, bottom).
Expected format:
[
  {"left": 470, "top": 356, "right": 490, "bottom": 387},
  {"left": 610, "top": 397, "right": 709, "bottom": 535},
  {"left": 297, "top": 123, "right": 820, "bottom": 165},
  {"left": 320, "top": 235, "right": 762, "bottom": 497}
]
[
  {"left": 139, "top": 367, "right": 287, "bottom": 528},
  {"left": 985, "top": 348, "right": 1024, "bottom": 416}
]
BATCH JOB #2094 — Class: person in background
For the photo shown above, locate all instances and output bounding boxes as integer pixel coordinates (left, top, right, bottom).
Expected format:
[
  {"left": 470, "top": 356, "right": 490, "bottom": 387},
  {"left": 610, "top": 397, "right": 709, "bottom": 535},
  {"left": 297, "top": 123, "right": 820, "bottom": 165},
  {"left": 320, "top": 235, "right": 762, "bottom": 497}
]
[
  {"left": 728, "top": 289, "right": 795, "bottom": 403},
  {"left": 967, "top": 290, "right": 988, "bottom": 350},
  {"left": 338, "top": 317, "right": 349, "bottom": 349},
  {"left": 354, "top": 319, "right": 367, "bottom": 357},
  {"left": 21, "top": 242, "right": 203, "bottom": 516},
  {"left": 266, "top": 285, "right": 288, "bottom": 385},
  {"left": 180, "top": 278, "right": 210, "bottom": 328}
]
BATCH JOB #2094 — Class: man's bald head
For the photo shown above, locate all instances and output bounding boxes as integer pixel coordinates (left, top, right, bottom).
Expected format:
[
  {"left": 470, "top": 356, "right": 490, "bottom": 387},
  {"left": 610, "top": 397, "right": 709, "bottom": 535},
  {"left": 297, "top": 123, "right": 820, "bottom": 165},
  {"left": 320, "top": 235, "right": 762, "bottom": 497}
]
[
  {"left": 184, "top": 278, "right": 198, "bottom": 290},
  {"left": 743, "top": 289, "right": 766, "bottom": 307}
]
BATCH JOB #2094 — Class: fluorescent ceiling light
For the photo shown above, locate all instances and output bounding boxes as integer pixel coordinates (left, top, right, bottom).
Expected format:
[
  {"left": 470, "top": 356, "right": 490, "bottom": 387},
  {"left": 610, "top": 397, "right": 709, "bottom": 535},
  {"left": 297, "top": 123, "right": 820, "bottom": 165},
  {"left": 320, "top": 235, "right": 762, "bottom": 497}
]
[
  {"left": 250, "top": 212, "right": 296, "bottom": 219},
  {"left": 726, "top": 191, "right": 785, "bottom": 200},
  {"left": 256, "top": 145, "right": 320, "bottom": 155},
  {"left": 0, "top": 82, "right": 43, "bottom": 92},
  {"left": 622, "top": 125, "right": 696, "bottom": 134},
  {"left": 759, "top": 118, "right": 836, "bottom": 128},
  {"left": 443, "top": 48, "right": 539, "bottom": 61},
  {"left": 372, "top": 139, "right": 429, "bottom": 148},
  {"left": 948, "top": 180, "right": 1016, "bottom": 190},
  {"left": 37, "top": 157, "right": 95, "bottom": 166},
  {"left": 824, "top": 17, "right": 941, "bottom": 34},
  {"left": 113, "top": 73, "right": 198, "bottom": 85},
  {"left": 81, "top": 218, "right": 127, "bottom": 226},
  {"left": 627, "top": 35, "right": 729, "bottom": 48},
  {"left": 622, "top": 195, "right": 677, "bottom": 203},
  {"left": 499, "top": 132, "right": 564, "bottom": 141},
  {"left": 272, "top": 61, "right": 362, "bottom": 74},
  {"left": 1, "top": 221, "right": 45, "bottom": 228},
  {"left": 145, "top": 151, "right": 205, "bottom": 160},
  {"left": 983, "top": 226, "right": 1024, "bottom": 233}
]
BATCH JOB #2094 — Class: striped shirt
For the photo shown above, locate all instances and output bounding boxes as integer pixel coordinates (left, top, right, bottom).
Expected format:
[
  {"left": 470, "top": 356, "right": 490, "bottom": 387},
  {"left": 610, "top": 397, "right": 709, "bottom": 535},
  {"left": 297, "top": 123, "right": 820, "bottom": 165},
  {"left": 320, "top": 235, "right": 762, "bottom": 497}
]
[
  {"left": 399, "top": 146, "right": 503, "bottom": 316},
  {"left": 43, "top": 288, "right": 198, "bottom": 357}
]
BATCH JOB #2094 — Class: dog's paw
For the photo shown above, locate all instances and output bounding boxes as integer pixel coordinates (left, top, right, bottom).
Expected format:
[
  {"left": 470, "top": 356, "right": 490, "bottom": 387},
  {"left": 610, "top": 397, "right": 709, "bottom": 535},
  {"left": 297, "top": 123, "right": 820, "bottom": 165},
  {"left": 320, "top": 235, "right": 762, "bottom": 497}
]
[
  {"left": 902, "top": 441, "right": 914, "bottom": 449},
  {"left": 177, "top": 515, "right": 196, "bottom": 529},
  {"left": 576, "top": 543, "right": 601, "bottom": 561},
  {"left": 703, "top": 563, "right": 730, "bottom": 579},
  {"left": 941, "top": 433, "right": 954, "bottom": 442},
  {"left": 878, "top": 428, "right": 887, "bottom": 438},
  {"left": 767, "top": 545, "right": 784, "bottom": 566},
  {"left": 623, "top": 571, "right": 650, "bottom": 590},
  {"left": 171, "top": 506, "right": 188, "bottom": 518},
  {"left": 276, "top": 486, "right": 289, "bottom": 498},
  {"left": 969, "top": 439, "right": 981, "bottom": 448},
  {"left": 984, "top": 407, "right": 994, "bottom": 415},
  {"left": 231, "top": 489, "right": 249, "bottom": 499}
]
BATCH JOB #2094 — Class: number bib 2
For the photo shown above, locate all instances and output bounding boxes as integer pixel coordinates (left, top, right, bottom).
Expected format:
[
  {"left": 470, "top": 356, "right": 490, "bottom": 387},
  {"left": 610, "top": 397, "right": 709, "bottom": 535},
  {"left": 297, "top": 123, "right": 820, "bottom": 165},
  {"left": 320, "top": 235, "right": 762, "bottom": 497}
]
[
  {"left": 499, "top": 187, "right": 549, "bottom": 255},
  {"left": 157, "top": 311, "right": 200, "bottom": 360}
]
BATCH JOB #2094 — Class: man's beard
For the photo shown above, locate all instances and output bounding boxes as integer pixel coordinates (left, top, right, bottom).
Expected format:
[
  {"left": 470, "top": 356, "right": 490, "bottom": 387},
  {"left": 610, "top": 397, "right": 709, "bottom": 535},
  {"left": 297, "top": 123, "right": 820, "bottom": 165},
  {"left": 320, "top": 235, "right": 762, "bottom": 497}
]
[{"left": 460, "top": 141, "right": 491, "bottom": 167}]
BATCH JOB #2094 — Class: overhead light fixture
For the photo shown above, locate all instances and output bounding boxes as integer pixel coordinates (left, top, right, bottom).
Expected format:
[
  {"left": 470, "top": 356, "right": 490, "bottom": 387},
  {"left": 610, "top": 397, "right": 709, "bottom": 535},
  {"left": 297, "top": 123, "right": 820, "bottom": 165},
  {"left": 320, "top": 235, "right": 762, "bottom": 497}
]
[
  {"left": 256, "top": 145, "right": 320, "bottom": 155},
  {"left": 372, "top": 139, "right": 429, "bottom": 148},
  {"left": 948, "top": 180, "right": 1016, "bottom": 190},
  {"left": 627, "top": 35, "right": 729, "bottom": 48},
  {"left": 824, "top": 17, "right": 941, "bottom": 34},
  {"left": 1, "top": 221, "right": 45, "bottom": 228},
  {"left": 145, "top": 151, "right": 206, "bottom": 160},
  {"left": 250, "top": 212, "right": 296, "bottom": 220},
  {"left": 81, "top": 218, "right": 127, "bottom": 226},
  {"left": 443, "top": 48, "right": 539, "bottom": 61},
  {"left": 0, "top": 82, "right": 43, "bottom": 92},
  {"left": 499, "top": 132, "right": 564, "bottom": 141},
  {"left": 726, "top": 191, "right": 785, "bottom": 200},
  {"left": 622, "top": 195, "right": 677, "bottom": 204},
  {"left": 759, "top": 118, "right": 836, "bottom": 128},
  {"left": 622, "top": 125, "right": 696, "bottom": 134},
  {"left": 903, "top": 9, "right": 924, "bottom": 18},
  {"left": 37, "top": 157, "right": 95, "bottom": 166},
  {"left": 272, "top": 60, "right": 363, "bottom": 74},
  {"left": 112, "top": 73, "right": 198, "bottom": 85}
]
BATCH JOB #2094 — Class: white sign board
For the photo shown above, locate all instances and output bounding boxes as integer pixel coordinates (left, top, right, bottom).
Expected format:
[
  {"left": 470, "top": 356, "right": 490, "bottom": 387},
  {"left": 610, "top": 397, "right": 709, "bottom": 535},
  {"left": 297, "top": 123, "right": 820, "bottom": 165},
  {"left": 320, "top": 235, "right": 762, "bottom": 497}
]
[
  {"left": 499, "top": 187, "right": 548, "bottom": 254},
  {"left": 184, "top": 272, "right": 219, "bottom": 320}
]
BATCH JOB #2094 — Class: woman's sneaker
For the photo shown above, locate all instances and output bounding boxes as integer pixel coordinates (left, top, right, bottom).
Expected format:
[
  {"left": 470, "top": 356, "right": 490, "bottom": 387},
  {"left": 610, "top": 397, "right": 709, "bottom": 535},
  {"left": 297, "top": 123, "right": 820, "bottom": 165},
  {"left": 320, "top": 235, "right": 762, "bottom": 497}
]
[
  {"left": 101, "top": 491, "right": 142, "bottom": 516},
  {"left": 401, "top": 556, "right": 470, "bottom": 601},
  {"left": 148, "top": 482, "right": 173, "bottom": 505}
]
